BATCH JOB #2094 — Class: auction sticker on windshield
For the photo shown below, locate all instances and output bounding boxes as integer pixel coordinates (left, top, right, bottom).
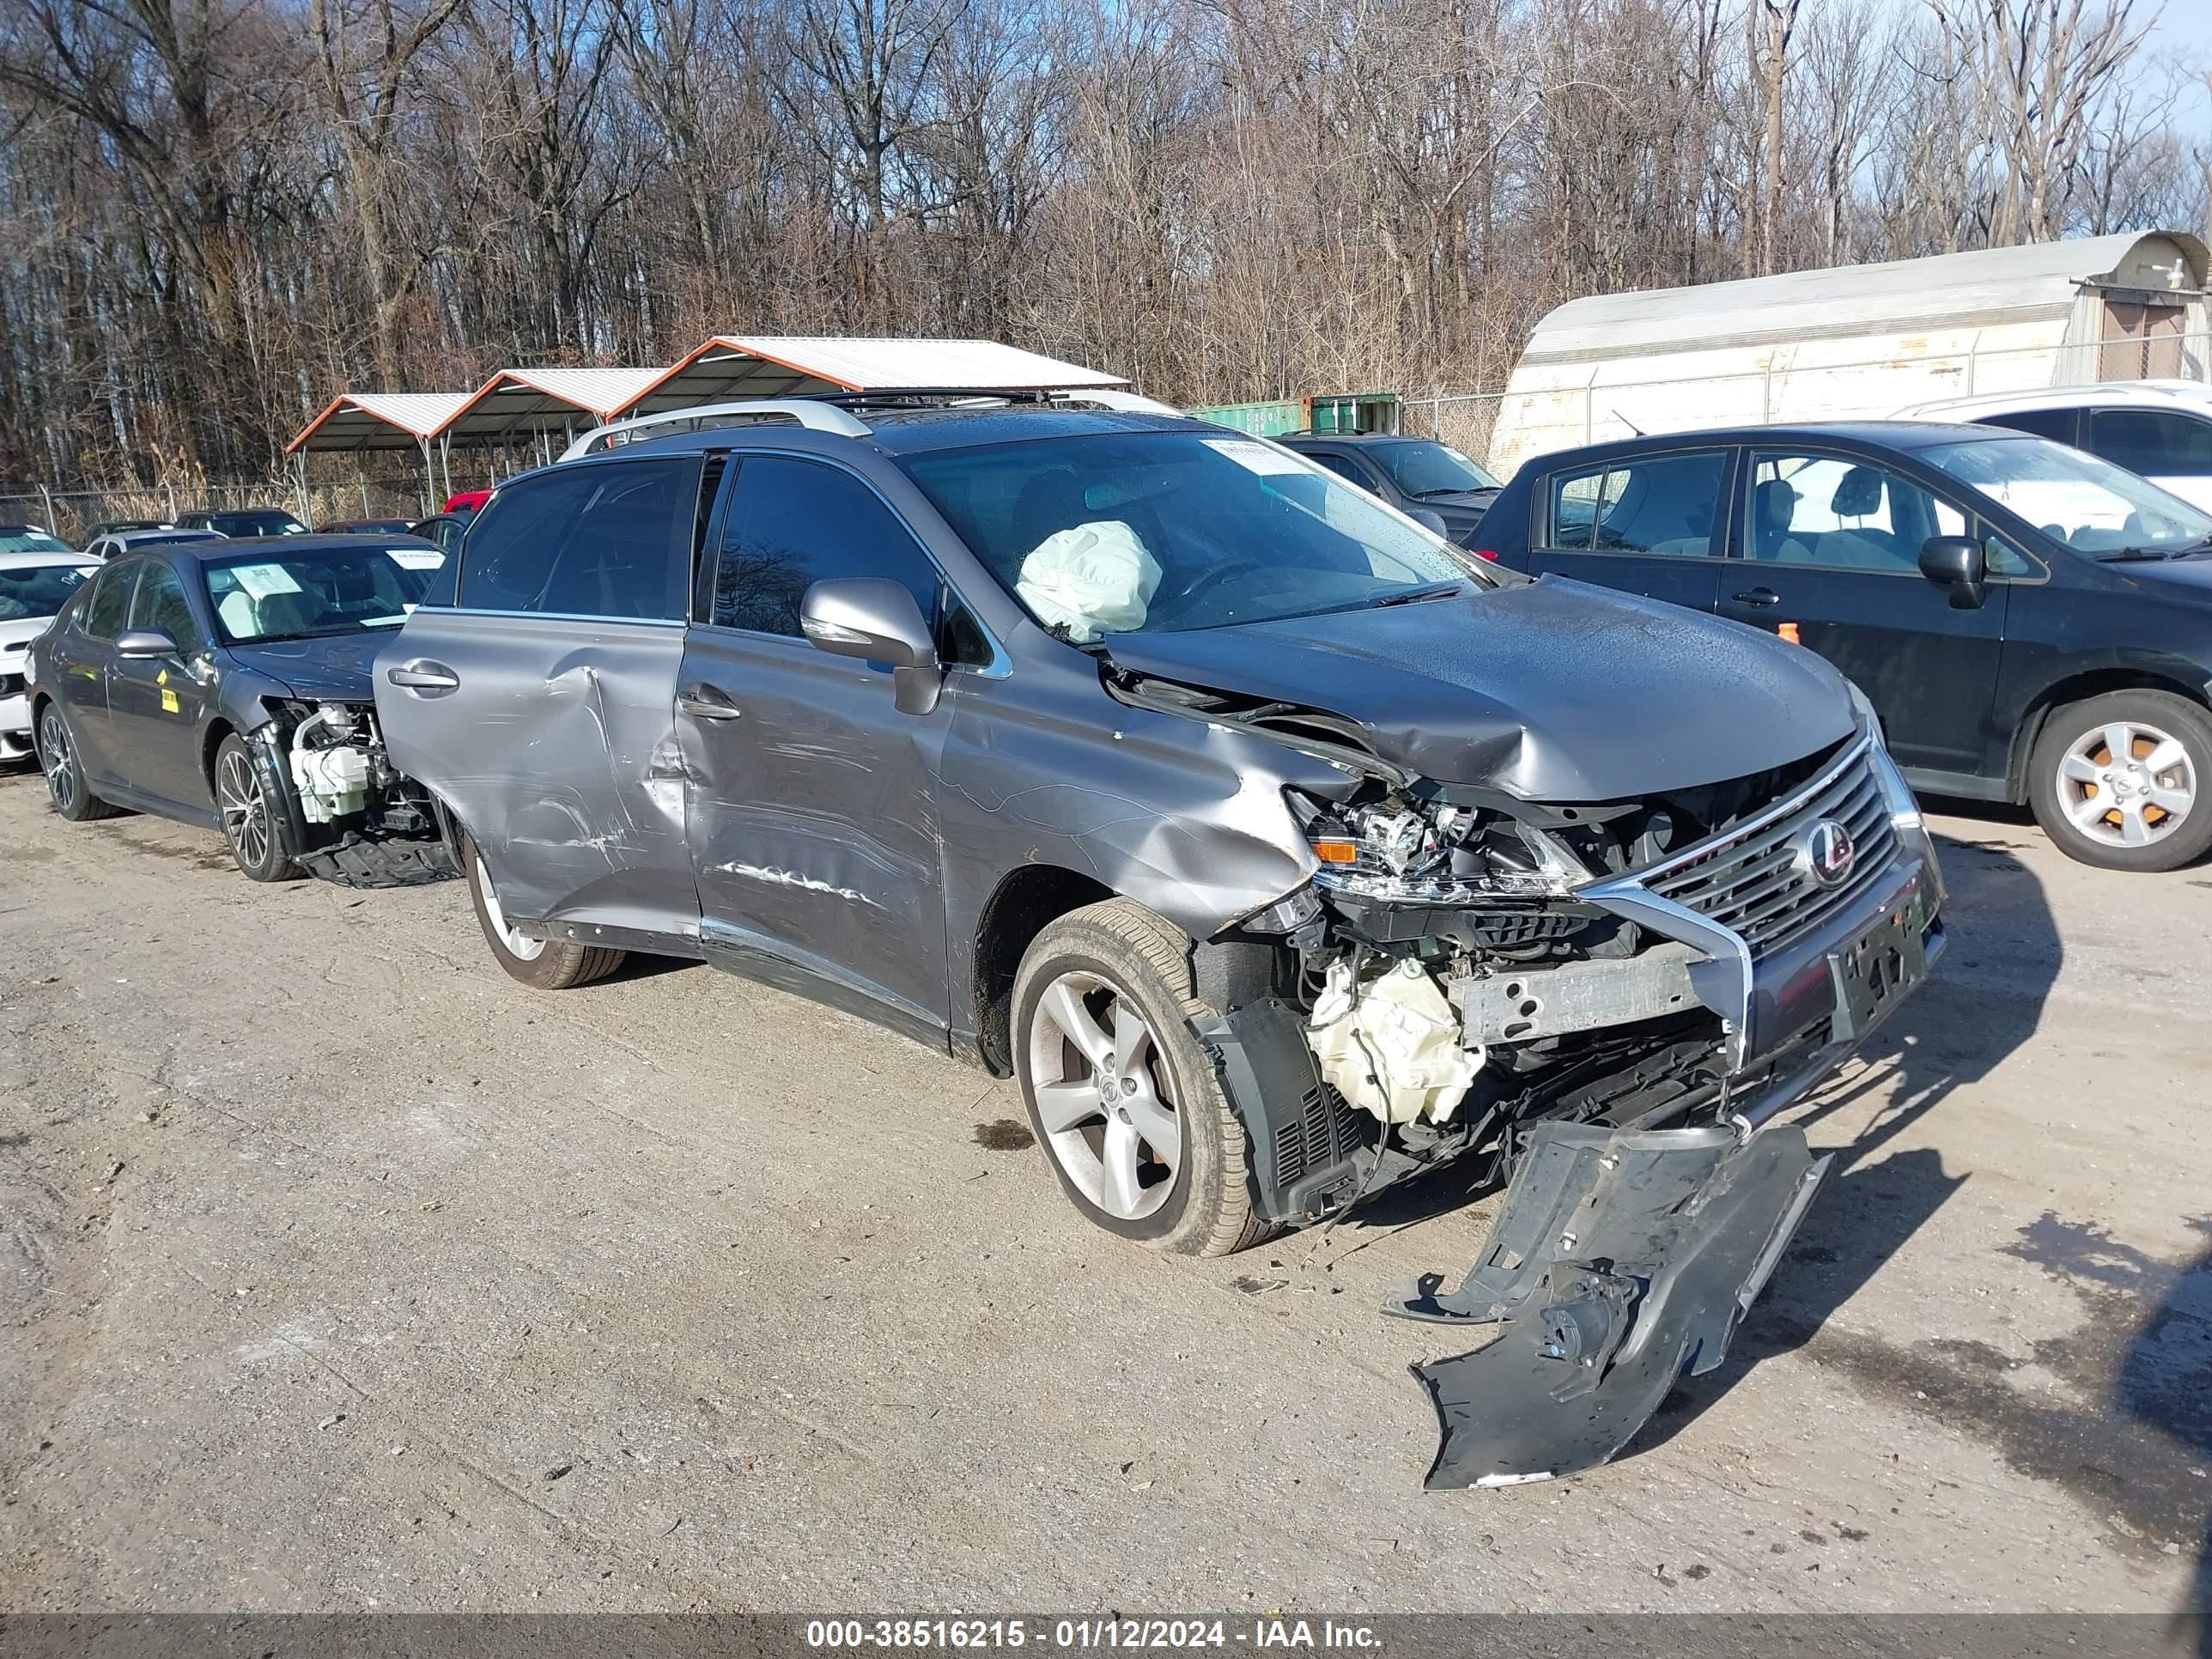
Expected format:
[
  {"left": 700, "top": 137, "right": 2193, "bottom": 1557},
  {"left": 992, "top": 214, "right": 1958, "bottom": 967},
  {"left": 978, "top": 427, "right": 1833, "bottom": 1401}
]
[
  {"left": 226, "top": 562, "right": 305, "bottom": 598},
  {"left": 1202, "top": 437, "right": 1304, "bottom": 475}
]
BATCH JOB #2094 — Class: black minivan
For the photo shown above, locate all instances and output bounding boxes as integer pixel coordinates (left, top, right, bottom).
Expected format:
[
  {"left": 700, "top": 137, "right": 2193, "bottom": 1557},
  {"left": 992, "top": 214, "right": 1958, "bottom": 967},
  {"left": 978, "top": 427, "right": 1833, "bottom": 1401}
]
[{"left": 1474, "top": 420, "right": 2212, "bottom": 871}]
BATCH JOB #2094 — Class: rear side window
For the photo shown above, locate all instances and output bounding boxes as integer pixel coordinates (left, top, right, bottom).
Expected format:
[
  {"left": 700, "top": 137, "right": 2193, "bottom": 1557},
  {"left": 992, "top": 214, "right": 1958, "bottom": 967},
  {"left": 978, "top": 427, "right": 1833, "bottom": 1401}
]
[
  {"left": 458, "top": 459, "right": 694, "bottom": 620},
  {"left": 1545, "top": 451, "right": 1728, "bottom": 556},
  {"left": 708, "top": 456, "right": 938, "bottom": 637},
  {"left": 1980, "top": 407, "right": 2077, "bottom": 444},
  {"left": 82, "top": 562, "right": 137, "bottom": 638},
  {"left": 2087, "top": 409, "right": 2212, "bottom": 476}
]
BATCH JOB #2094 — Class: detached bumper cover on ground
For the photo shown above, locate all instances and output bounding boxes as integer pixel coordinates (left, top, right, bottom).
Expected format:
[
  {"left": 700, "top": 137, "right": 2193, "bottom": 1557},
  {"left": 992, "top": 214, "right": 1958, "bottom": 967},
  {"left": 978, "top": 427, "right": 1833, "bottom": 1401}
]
[{"left": 1392, "top": 1117, "right": 1829, "bottom": 1489}]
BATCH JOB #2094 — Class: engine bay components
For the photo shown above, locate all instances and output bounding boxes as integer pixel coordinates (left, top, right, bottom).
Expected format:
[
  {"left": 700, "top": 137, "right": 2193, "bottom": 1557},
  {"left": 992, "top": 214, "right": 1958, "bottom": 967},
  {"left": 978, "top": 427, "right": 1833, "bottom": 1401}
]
[
  {"left": 1306, "top": 957, "right": 1481, "bottom": 1124},
  {"left": 289, "top": 704, "right": 371, "bottom": 823}
]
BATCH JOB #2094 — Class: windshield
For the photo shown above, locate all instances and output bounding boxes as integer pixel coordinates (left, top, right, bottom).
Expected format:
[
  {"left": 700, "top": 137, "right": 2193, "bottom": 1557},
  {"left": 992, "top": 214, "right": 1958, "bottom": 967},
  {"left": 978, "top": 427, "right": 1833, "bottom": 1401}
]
[
  {"left": 0, "top": 561, "right": 92, "bottom": 622},
  {"left": 1919, "top": 434, "right": 2212, "bottom": 556},
  {"left": 898, "top": 431, "right": 1480, "bottom": 639},
  {"left": 0, "top": 529, "right": 72, "bottom": 556},
  {"left": 1376, "top": 441, "right": 1501, "bottom": 497},
  {"left": 204, "top": 548, "right": 424, "bottom": 643}
]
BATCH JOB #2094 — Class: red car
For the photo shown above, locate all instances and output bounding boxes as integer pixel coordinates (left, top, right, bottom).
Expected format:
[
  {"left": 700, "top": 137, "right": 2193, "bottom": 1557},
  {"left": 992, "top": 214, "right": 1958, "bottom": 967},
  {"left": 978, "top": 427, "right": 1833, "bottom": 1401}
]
[{"left": 442, "top": 489, "right": 491, "bottom": 515}]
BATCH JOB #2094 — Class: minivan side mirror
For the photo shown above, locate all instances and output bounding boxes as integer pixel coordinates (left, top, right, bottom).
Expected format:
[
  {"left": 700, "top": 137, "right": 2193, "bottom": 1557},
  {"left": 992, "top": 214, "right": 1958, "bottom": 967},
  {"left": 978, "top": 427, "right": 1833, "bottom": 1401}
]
[
  {"left": 115, "top": 627, "right": 179, "bottom": 659},
  {"left": 799, "top": 577, "right": 943, "bottom": 716},
  {"left": 1918, "top": 535, "right": 1988, "bottom": 610}
]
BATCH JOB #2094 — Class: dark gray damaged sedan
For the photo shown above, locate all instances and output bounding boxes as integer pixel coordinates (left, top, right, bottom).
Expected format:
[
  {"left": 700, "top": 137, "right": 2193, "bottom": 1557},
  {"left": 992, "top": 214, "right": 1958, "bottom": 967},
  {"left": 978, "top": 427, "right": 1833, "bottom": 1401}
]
[{"left": 374, "top": 404, "right": 1948, "bottom": 1486}]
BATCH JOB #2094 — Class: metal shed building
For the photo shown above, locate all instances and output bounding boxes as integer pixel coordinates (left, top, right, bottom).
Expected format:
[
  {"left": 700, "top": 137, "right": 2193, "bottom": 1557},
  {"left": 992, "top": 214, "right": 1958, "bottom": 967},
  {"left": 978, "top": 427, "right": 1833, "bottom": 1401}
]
[{"left": 1486, "top": 231, "right": 2211, "bottom": 476}]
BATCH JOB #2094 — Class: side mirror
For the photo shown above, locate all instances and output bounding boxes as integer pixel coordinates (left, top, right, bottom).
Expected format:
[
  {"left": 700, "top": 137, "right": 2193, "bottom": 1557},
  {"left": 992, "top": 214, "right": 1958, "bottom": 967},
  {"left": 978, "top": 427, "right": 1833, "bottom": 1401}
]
[
  {"left": 1918, "top": 535, "right": 1988, "bottom": 610},
  {"left": 1407, "top": 507, "right": 1450, "bottom": 538},
  {"left": 115, "top": 627, "right": 179, "bottom": 659},
  {"left": 799, "top": 577, "right": 943, "bottom": 716}
]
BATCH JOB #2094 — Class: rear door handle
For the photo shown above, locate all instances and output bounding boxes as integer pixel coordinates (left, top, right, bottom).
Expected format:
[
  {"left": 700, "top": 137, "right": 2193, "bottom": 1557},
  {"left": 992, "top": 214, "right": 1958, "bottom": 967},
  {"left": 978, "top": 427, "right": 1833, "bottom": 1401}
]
[
  {"left": 386, "top": 660, "right": 460, "bottom": 694},
  {"left": 677, "top": 684, "right": 744, "bottom": 721},
  {"left": 1731, "top": 587, "right": 1782, "bottom": 607}
]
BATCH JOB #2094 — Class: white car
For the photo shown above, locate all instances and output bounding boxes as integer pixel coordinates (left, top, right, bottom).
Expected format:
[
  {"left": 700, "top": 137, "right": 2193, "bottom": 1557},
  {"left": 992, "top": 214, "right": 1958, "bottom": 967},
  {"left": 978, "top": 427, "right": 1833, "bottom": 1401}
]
[
  {"left": 1896, "top": 380, "right": 2212, "bottom": 514},
  {"left": 0, "top": 539, "right": 100, "bottom": 763}
]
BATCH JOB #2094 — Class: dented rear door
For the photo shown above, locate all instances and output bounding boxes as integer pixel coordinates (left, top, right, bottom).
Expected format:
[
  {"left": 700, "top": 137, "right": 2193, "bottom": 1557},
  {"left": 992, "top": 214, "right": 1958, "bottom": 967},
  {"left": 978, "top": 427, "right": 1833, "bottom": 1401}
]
[
  {"left": 677, "top": 453, "right": 953, "bottom": 1046},
  {"left": 376, "top": 458, "right": 702, "bottom": 937}
]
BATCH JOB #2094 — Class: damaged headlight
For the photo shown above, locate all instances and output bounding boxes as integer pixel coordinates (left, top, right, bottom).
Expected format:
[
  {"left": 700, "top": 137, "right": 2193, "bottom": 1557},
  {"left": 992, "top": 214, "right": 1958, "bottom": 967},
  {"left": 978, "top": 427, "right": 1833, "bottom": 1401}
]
[{"left": 1298, "top": 793, "right": 1591, "bottom": 902}]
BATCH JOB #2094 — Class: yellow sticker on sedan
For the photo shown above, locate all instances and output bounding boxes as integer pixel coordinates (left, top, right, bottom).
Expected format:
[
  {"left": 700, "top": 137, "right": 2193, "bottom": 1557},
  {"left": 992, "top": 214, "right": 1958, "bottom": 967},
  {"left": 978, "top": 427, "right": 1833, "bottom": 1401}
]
[{"left": 161, "top": 689, "right": 179, "bottom": 714}]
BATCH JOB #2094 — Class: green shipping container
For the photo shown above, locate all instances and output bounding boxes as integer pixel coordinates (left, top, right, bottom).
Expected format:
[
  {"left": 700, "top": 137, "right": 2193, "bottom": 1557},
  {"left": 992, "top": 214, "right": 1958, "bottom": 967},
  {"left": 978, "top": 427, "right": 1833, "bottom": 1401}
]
[{"left": 1190, "top": 392, "right": 1401, "bottom": 437}]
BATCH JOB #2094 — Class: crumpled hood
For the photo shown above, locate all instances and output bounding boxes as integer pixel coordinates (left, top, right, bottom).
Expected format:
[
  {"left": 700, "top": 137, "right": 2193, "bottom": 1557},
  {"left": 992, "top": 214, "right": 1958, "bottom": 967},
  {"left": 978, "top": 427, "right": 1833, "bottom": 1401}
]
[
  {"left": 1101, "top": 575, "right": 1856, "bottom": 799},
  {"left": 222, "top": 632, "right": 386, "bottom": 701}
]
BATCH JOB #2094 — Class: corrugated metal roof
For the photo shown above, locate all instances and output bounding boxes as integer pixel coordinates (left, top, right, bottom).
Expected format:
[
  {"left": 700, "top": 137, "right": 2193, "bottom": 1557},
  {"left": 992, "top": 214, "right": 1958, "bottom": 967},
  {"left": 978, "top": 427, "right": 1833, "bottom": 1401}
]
[
  {"left": 284, "top": 391, "right": 477, "bottom": 454},
  {"left": 632, "top": 336, "right": 1127, "bottom": 411},
  {"left": 440, "top": 366, "right": 668, "bottom": 437},
  {"left": 1521, "top": 233, "right": 2209, "bottom": 365}
]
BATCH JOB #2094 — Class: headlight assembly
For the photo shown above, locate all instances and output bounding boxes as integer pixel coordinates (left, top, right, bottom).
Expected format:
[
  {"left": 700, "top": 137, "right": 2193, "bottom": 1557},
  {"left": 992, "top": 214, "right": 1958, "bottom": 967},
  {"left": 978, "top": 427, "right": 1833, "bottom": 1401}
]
[{"left": 1299, "top": 793, "right": 1590, "bottom": 902}]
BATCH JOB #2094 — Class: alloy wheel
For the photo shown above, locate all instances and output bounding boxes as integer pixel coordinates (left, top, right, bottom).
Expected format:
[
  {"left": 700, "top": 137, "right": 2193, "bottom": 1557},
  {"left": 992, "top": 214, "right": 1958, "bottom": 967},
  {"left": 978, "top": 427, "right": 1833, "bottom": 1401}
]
[
  {"left": 1027, "top": 970, "right": 1182, "bottom": 1220},
  {"left": 40, "top": 708, "right": 76, "bottom": 811},
  {"left": 216, "top": 747, "right": 270, "bottom": 869},
  {"left": 2054, "top": 720, "right": 2196, "bottom": 851},
  {"left": 474, "top": 856, "right": 546, "bottom": 961}
]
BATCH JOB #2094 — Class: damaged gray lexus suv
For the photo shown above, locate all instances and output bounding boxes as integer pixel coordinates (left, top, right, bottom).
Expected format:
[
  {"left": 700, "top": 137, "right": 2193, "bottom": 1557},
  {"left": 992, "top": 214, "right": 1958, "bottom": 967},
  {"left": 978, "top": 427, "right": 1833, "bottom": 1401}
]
[{"left": 375, "top": 399, "right": 1945, "bottom": 1487}]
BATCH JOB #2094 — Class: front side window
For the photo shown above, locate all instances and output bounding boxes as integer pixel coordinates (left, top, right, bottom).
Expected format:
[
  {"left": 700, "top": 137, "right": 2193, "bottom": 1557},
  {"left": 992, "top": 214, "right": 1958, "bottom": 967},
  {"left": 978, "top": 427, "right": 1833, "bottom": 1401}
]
[
  {"left": 710, "top": 456, "right": 939, "bottom": 637},
  {"left": 0, "top": 560, "right": 93, "bottom": 622},
  {"left": 1919, "top": 434, "right": 2212, "bottom": 558},
  {"left": 204, "top": 549, "right": 421, "bottom": 643},
  {"left": 2087, "top": 409, "right": 2212, "bottom": 476},
  {"left": 1375, "top": 441, "right": 1501, "bottom": 497},
  {"left": 1747, "top": 453, "right": 1964, "bottom": 573},
  {"left": 1546, "top": 451, "right": 1728, "bottom": 557},
  {"left": 127, "top": 562, "right": 201, "bottom": 645},
  {"left": 1308, "top": 453, "right": 1376, "bottom": 491},
  {"left": 898, "top": 431, "right": 1480, "bottom": 640},
  {"left": 458, "top": 460, "right": 692, "bottom": 620},
  {"left": 82, "top": 562, "right": 137, "bottom": 638}
]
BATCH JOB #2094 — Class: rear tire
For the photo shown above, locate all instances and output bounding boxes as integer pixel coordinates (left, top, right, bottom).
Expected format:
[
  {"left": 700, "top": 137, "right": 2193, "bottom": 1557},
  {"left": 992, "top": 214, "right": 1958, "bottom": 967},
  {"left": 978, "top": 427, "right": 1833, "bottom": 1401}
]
[
  {"left": 460, "top": 830, "right": 626, "bottom": 989},
  {"left": 1012, "top": 897, "right": 1276, "bottom": 1257},
  {"left": 2028, "top": 690, "right": 2212, "bottom": 872},
  {"left": 37, "top": 703, "right": 122, "bottom": 822}
]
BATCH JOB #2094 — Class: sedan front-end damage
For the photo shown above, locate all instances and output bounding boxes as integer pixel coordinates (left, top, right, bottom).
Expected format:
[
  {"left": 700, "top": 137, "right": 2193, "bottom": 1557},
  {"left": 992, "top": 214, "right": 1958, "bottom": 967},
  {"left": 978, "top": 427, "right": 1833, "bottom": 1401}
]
[
  {"left": 1173, "top": 701, "right": 1945, "bottom": 1486},
  {"left": 255, "top": 698, "right": 456, "bottom": 887}
]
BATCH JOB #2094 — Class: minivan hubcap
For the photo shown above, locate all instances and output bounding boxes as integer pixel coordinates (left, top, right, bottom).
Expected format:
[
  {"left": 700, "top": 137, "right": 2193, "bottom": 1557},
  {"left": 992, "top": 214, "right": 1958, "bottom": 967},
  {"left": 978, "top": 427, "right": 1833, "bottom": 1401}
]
[
  {"left": 2057, "top": 720, "right": 2195, "bottom": 849},
  {"left": 40, "top": 709, "right": 76, "bottom": 809},
  {"left": 474, "top": 857, "right": 545, "bottom": 961},
  {"left": 1028, "top": 970, "right": 1181, "bottom": 1220}
]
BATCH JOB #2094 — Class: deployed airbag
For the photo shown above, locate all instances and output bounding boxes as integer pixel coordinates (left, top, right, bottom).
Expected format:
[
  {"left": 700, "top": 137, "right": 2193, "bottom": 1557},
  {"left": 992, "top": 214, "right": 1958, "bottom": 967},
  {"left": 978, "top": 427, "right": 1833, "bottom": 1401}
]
[
  {"left": 1016, "top": 520, "right": 1162, "bottom": 641},
  {"left": 1388, "top": 1118, "right": 1828, "bottom": 1488}
]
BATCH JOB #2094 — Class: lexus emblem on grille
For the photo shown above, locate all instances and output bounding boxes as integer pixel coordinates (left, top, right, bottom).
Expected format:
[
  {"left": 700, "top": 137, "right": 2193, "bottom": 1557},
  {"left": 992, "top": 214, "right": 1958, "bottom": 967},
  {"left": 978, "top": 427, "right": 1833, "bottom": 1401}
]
[{"left": 1801, "top": 817, "right": 1857, "bottom": 888}]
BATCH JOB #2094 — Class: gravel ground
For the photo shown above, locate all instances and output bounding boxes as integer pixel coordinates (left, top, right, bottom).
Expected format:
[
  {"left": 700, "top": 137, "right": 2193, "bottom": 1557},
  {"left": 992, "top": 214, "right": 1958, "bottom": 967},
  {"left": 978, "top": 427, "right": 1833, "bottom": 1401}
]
[{"left": 1, "top": 764, "right": 2206, "bottom": 1613}]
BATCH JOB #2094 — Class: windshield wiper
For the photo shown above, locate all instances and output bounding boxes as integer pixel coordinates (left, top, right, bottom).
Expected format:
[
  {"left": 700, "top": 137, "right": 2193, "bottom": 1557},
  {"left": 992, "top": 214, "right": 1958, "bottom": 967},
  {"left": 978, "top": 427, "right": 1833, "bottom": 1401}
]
[
  {"left": 2096, "top": 546, "right": 2186, "bottom": 562},
  {"left": 1411, "top": 486, "right": 1482, "bottom": 500},
  {"left": 1370, "top": 581, "right": 1467, "bottom": 607}
]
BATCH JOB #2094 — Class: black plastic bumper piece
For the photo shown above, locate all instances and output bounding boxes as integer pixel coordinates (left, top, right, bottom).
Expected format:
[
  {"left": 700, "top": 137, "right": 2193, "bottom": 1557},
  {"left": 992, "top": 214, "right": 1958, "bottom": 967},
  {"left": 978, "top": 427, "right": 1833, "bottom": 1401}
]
[
  {"left": 1389, "top": 1116, "right": 1828, "bottom": 1489},
  {"left": 296, "top": 831, "right": 459, "bottom": 889},
  {"left": 1193, "top": 999, "right": 1375, "bottom": 1223}
]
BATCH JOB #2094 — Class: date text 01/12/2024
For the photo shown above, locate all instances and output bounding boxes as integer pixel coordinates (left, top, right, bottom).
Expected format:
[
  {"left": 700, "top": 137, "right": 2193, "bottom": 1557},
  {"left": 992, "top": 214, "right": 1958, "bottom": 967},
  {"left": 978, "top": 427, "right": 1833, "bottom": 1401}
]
[{"left": 803, "top": 1621, "right": 1383, "bottom": 1650}]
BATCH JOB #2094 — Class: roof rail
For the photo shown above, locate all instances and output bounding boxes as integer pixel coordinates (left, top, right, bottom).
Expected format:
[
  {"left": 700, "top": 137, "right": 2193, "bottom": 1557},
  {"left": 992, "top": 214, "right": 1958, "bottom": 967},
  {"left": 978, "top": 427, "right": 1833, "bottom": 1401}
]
[{"left": 560, "top": 398, "right": 872, "bottom": 462}]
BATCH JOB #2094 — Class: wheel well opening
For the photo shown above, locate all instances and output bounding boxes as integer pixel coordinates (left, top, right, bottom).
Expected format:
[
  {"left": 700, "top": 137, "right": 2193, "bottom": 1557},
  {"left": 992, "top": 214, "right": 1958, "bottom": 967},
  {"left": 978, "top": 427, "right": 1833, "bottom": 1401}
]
[
  {"left": 2009, "top": 671, "right": 2208, "bottom": 800},
  {"left": 201, "top": 718, "right": 236, "bottom": 792},
  {"left": 971, "top": 866, "right": 1115, "bottom": 1076}
]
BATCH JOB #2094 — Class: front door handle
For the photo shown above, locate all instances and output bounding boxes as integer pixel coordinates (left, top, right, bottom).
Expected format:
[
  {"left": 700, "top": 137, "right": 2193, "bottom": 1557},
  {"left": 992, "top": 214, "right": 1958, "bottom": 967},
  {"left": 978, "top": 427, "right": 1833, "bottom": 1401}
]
[
  {"left": 1731, "top": 587, "right": 1782, "bottom": 607},
  {"left": 386, "top": 660, "right": 459, "bottom": 693},
  {"left": 677, "top": 685, "right": 744, "bottom": 721}
]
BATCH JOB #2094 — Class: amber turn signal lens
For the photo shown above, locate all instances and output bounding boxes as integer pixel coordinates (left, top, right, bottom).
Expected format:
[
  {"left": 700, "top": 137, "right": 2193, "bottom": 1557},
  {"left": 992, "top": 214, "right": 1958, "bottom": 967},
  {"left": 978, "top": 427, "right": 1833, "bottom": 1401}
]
[{"left": 1310, "top": 838, "right": 1360, "bottom": 865}]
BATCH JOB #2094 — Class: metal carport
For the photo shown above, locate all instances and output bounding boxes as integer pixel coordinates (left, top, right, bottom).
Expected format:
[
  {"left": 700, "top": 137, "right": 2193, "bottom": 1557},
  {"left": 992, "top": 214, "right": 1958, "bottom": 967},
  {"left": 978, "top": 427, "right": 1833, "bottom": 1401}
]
[
  {"left": 626, "top": 337, "right": 1127, "bottom": 412},
  {"left": 282, "top": 392, "right": 477, "bottom": 516}
]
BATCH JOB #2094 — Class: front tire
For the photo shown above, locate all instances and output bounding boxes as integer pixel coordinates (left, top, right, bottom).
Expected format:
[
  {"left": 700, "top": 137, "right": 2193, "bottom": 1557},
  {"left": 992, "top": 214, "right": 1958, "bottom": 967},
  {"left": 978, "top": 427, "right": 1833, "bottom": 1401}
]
[
  {"left": 38, "top": 703, "right": 121, "bottom": 822},
  {"left": 1012, "top": 898, "right": 1274, "bottom": 1256},
  {"left": 459, "top": 830, "right": 626, "bottom": 989},
  {"left": 214, "top": 733, "right": 300, "bottom": 881},
  {"left": 2028, "top": 690, "right": 2212, "bottom": 872}
]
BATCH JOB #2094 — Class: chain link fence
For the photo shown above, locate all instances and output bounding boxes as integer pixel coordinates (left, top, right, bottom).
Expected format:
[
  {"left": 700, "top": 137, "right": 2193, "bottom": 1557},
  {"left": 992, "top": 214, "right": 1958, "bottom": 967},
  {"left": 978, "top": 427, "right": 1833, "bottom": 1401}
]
[{"left": 0, "top": 478, "right": 434, "bottom": 547}]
